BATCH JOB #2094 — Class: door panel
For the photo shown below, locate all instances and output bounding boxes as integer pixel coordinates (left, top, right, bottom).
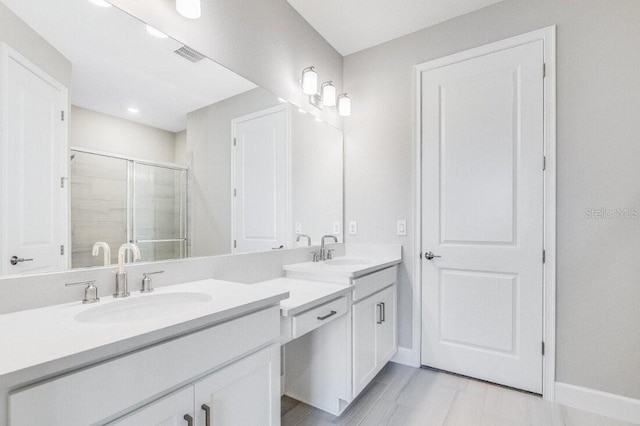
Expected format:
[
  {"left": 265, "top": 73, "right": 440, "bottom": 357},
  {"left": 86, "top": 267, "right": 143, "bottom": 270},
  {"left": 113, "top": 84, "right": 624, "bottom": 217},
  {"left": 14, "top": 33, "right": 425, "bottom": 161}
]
[
  {"left": 352, "top": 294, "right": 378, "bottom": 396},
  {"left": 2, "top": 52, "right": 66, "bottom": 275},
  {"left": 233, "top": 108, "right": 287, "bottom": 253},
  {"left": 421, "top": 40, "right": 544, "bottom": 393}
]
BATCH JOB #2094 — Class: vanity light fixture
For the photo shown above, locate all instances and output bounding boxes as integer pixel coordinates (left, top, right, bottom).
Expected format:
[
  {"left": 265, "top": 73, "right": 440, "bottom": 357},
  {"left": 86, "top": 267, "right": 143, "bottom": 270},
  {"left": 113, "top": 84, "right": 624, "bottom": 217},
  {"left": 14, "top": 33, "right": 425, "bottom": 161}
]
[
  {"left": 88, "top": 0, "right": 112, "bottom": 7},
  {"left": 146, "top": 25, "right": 168, "bottom": 39},
  {"left": 176, "top": 0, "right": 201, "bottom": 19},
  {"left": 301, "top": 66, "right": 318, "bottom": 95},
  {"left": 321, "top": 81, "right": 336, "bottom": 107},
  {"left": 337, "top": 93, "right": 351, "bottom": 117}
]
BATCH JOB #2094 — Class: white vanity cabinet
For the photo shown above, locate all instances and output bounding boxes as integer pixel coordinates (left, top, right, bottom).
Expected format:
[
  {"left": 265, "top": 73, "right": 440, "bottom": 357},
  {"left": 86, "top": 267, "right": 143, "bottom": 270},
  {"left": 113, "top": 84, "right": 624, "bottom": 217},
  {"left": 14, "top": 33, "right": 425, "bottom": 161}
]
[
  {"left": 8, "top": 306, "right": 281, "bottom": 426},
  {"left": 110, "top": 346, "right": 279, "bottom": 426},
  {"left": 352, "top": 283, "right": 397, "bottom": 397}
]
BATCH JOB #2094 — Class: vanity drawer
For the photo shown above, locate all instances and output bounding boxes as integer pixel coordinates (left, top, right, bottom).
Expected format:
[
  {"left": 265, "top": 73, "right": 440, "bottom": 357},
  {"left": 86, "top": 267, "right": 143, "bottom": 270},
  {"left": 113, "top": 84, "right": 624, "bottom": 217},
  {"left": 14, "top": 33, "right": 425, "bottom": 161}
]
[
  {"left": 292, "top": 296, "right": 348, "bottom": 339},
  {"left": 352, "top": 266, "right": 397, "bottom": 302}
]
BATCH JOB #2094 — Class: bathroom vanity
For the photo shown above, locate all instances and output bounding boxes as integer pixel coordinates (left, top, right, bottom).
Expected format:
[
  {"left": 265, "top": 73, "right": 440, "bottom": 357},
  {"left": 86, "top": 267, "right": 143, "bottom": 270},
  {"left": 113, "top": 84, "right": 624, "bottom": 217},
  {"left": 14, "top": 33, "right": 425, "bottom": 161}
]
[{"left": 0, "top": 280, "right": 288, "bottom": 425}]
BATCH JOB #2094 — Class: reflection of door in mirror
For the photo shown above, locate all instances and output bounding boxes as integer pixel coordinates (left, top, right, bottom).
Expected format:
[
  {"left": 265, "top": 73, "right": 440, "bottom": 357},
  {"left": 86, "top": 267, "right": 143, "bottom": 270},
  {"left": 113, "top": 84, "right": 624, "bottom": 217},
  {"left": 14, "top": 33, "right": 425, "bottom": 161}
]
[
  {"left": 232, "top": 106, "right": 289, "bottom": 253},
  {"left": 0, "top": 43, "right": 68, "bottom": 276},
  {"left": 70, "top": 150, "right": 188, "bottom": 268}
]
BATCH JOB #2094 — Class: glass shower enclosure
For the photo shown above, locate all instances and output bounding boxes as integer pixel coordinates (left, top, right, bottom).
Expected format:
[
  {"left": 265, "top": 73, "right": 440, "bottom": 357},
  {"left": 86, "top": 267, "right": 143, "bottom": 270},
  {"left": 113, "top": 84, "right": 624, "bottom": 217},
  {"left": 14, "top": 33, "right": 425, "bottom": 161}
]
[{"left": 70, "top": 148, "right": 188, "bottom": 268}]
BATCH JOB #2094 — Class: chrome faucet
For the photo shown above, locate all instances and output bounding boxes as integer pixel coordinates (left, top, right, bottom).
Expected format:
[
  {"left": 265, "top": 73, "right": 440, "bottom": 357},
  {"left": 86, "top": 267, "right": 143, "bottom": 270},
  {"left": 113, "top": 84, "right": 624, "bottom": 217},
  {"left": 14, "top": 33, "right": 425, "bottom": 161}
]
[
  {"left": 92, "top": 242, "right": 111, "bottom": 266},
  {"left": 114, "top": 243, "right": 141, "bottom": 298},
  {"left": 320, "top": 235, "right": 338, "bottom": 261},
  {"left": 296, "top": 234, "right": 311, "bottom": 246}
]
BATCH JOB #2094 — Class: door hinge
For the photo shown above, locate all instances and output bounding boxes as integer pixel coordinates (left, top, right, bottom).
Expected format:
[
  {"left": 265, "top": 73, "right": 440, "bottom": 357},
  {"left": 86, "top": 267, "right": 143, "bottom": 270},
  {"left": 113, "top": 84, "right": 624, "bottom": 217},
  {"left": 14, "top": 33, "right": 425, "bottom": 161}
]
[
  {"left": 541, "top": 341, "right": 545, "bottom": 356},
  {"left": 542, "top": 250, "right": 546, "bottom": 263},
  {"left": 60, "top": 177, "right": 67, "bottom": 188},
  {"left": 233, "top": 240, "right": 237, "bottom": 249},
  {"left": 543, "top": 156, "right": 546, "bottom": 170},
  {"left": 542, "top": 63, "right": 546, "bottom": 78},
  {"left": 60, "top": 245, "right": 65, "bottom": 255},
  {"left": 61, "top": 111, "right": 65, "bottom": 121}
]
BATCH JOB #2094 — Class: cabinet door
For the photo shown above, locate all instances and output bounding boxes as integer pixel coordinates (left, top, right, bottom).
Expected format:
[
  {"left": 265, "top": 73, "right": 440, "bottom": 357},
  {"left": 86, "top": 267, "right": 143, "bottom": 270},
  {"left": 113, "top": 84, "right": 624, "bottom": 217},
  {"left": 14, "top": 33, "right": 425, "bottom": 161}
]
[
  {"left": 376, "top": 285, "right": 398, "bottom": 365},
  {"left": 352, "top": 293, "right": 379, "bottom": 396},
  {"left": 194, "top": 346, "right": 279, "bottom": 426},
  {"left": 108, "top": 386, "right": 194, "bottom": 426}
]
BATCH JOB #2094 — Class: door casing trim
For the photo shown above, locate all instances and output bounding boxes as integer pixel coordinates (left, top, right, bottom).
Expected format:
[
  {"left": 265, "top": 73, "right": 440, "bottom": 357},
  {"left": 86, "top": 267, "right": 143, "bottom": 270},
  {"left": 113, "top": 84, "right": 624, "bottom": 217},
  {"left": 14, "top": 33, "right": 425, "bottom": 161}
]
[{"left": 412, "top": 26, "right": 557, "bottom": 401}]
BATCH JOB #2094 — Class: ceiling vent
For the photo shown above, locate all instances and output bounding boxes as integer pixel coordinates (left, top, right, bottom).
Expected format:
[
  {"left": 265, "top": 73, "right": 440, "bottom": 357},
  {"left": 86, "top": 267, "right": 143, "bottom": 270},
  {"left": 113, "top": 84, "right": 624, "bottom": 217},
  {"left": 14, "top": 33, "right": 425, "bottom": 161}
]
[{"left": 174, "top": 45, "right": 206, "bottom": 63}]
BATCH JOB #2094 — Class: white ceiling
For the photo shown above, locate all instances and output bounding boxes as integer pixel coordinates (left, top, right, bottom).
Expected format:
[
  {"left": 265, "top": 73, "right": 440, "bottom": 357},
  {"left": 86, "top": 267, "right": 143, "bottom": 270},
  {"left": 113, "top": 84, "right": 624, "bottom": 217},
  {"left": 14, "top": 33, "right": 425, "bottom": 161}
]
[
  {"left": 287, "top": 0, "right": 505, "bottom": 56},
  {"left": 1, "top": 0, "right": 257, "bottom": 132}
]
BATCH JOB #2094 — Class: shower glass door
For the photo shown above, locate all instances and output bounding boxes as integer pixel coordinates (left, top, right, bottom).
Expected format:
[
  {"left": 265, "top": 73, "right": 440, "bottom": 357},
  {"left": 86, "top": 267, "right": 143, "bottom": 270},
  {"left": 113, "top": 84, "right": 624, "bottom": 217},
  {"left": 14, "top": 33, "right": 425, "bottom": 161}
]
[
  {"left": 133, "top": 163, "right": 188, "bottom": 262},
  {"left": 70, "top": 149, "right": 188, "bottom": 268}
]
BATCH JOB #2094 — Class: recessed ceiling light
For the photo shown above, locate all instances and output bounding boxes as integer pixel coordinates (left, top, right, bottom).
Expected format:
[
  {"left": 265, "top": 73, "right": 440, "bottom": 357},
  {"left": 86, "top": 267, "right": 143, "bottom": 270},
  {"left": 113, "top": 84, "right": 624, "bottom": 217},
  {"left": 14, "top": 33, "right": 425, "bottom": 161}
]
[
  {"left": 146, "top": 25, "right": 168, "bottom": 39},
  {"left": 127, "top": 107, "right": 139, "bottom": 114},
  {"left": 88, "top": 0, "right": 112, "bottom": 7}
]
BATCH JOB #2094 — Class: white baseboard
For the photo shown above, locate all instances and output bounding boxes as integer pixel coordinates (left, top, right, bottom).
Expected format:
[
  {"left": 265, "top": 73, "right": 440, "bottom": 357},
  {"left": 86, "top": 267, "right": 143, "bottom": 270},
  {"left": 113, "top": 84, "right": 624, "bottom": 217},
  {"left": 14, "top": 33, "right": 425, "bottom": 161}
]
[
  {"left": 555, "top": 382, "right": 640, "bottom": 424},
  {"left": 391, "top": 346, "right": 420, "bottom": 367}
]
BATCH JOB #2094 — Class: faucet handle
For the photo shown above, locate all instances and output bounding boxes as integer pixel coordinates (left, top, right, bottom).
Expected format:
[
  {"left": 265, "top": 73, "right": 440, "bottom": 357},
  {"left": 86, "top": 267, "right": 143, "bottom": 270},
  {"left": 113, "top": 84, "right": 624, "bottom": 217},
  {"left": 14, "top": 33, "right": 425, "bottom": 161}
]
[
  {"left": 326, "top": 249, "right": 335, "bottom": 260},
  {"left": 66, "top": 280, "right": 100, "bottom": 304},
  {"left": 141, "top": 271, "right": 164, "bottom": 293},
  {"left": 309, "top": 251, "right": 320, "bottom": 262}
]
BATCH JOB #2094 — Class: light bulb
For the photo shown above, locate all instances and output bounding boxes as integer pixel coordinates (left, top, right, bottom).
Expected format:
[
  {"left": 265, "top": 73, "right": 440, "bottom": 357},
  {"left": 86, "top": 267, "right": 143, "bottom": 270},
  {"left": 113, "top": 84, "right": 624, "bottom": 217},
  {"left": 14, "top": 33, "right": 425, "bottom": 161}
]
[
  {"left": 301, "top": 67, "right": 318, "bottom": 95},
  {"left": 176, "top": 0, "right": 201, "bottom": 19},
  {"left": 337, "top": 94, "right": 351, "bottom": 117},
  {"left": 321, "top": 81, "right": 336, "bottom": 107}
]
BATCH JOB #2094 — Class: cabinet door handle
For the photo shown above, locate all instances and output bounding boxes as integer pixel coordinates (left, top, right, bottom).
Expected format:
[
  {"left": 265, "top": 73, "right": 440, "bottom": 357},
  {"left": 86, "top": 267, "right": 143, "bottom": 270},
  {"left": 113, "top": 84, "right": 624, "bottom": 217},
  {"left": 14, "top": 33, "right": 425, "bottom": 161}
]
[
  {"left": 183, "top": 414, "right": 193, "bottom": 426},
  {"left": 381, "top": 302, "right": 386, "bottom": 322},
  {"left": 376, "top": 303, "right": 383, "bottom": 324},
  {"left": 201, "top": 404, "right": 211, "bottom": 426},
  {"left": 317, "top": 310, "right": 337, "bottom": 321}
]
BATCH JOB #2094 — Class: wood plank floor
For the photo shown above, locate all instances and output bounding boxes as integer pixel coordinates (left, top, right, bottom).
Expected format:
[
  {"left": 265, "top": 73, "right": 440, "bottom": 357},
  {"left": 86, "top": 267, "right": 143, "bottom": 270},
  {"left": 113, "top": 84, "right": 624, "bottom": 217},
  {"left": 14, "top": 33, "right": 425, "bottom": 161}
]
[{"left": 281, "top": 362, "right": 635, "bottom": 426}]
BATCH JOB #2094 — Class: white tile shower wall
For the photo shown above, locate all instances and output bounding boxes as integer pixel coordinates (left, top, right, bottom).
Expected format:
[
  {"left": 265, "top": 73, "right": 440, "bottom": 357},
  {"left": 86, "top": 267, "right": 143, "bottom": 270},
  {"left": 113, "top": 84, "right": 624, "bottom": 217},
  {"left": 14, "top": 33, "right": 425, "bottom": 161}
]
[{"left": 0, "top": 245, "right": 345, "bottom": 315}]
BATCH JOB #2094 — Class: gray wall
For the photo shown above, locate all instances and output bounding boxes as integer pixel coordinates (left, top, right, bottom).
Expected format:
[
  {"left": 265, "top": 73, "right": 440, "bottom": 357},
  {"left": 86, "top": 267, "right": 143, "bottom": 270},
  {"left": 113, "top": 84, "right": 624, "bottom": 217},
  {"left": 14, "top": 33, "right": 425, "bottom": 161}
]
[
  {"left": 109, "top": 0, "right": 344, "bottom": 128},
  {"left": 343, "top": 0, "right": 640, "bottom": 399},
  {"left": 0, "top": 2, "right": 71, "bottom": 89}
]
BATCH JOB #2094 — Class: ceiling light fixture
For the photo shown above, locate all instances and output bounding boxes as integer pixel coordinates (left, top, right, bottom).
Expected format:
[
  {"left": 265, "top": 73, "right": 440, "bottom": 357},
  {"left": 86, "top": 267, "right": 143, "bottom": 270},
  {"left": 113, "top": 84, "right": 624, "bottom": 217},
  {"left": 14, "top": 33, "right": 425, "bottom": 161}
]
[
  {"left": 176, "top": 0, "right": 201, "bottom": 19},
  {"left": 337, "top": 94, "right": 351, "bottom": 117},
  {"left": 88, "top": 0, "right": 112, "bottom": 7},
  {"left": 146, "top": 25, "right": 168, "bottom": 39},
  {"left": 321, "top": 81, "right": 336, "bottom": 107},
  {"left": 301, "top": 66, "right": 318, "bottom": 95}
]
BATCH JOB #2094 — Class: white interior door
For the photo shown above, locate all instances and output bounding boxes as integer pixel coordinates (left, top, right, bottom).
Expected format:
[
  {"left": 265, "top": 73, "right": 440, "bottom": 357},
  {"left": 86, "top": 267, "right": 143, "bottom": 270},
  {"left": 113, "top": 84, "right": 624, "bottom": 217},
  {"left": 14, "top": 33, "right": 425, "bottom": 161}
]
[
  {"left": 420, "top": 40, "right": 544, "bottom": 393},
  {"left": 1, "top": 45, "right": 67, "bottom": 275},
  {"left": 233, "top": 107, "right": 288, "bottom": 253}
]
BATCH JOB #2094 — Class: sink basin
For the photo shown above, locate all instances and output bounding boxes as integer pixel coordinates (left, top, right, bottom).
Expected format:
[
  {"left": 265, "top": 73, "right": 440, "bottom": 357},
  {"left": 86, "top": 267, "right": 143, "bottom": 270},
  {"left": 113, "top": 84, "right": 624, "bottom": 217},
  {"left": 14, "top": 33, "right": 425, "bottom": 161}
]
[
  {"left": 75, "top": 292, "right": 213, "bottom": 324},
  {"left": 324, "top": 258, "right": 371, "bottom": 266}
]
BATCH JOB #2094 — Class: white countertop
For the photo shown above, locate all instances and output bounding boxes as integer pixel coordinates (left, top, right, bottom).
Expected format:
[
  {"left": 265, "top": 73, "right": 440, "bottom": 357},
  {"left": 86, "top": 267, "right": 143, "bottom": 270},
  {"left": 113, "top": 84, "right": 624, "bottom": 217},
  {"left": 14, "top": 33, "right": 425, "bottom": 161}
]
[
  {"left": 0, "top": 279, "right": 288, "bottom": 388},
  {"left": 252, "top": 277, "right": 351, "bottom": 316},
  {"left": 283, "top": 254, "right": 402, "bottom": 284}
]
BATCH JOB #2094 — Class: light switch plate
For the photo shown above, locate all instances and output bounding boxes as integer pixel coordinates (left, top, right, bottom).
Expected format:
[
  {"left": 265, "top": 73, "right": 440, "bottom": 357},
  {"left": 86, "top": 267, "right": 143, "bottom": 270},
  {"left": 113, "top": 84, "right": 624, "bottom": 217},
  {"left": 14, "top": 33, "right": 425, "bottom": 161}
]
[
  {"left": 349, "top": 221, "right": 358, "bottom": 235},
  {"left": 397, "top": 220, "right": 407, "bottom": 236},
  {"left": 333, "top": 222, "right": 341, "bottom": 234},
  {"left": 295, "top": 222, "right": 302, "bottom": 234}
]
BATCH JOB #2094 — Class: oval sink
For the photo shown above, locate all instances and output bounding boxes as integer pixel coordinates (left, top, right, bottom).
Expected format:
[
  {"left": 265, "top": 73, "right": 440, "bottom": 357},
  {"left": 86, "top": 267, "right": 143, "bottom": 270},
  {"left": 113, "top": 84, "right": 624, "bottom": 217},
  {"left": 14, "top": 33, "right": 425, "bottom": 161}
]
[
  {"left": 324, "top": 258, "right": 371, "bottom": 266},
  {"left": 75, "top": 292, "right": 213, "bottom": 324}
]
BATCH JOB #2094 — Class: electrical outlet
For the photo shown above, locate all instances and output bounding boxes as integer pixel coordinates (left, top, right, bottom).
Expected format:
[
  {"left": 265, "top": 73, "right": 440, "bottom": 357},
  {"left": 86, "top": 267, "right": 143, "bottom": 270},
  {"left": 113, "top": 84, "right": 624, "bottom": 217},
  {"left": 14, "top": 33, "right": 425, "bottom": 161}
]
[
  {"left": 349, "top": 221, "right": 358, "bottom": 235},
  {"left": 397, "top": 220, "right": 407, "bottom": 236},
  {"left": 295, "top": 222, "right": 302, "bottom": 234},
  {"left": 333, "top": 222, "right": 341, "bottom": 234}
]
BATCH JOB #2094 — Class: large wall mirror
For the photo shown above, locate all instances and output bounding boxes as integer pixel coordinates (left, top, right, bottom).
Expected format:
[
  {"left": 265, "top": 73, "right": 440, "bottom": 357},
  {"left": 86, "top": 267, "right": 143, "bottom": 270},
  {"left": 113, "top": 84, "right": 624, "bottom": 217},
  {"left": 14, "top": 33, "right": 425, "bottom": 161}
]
[{"left": 0, "top": 0, "right": 343, "bottom": 277}]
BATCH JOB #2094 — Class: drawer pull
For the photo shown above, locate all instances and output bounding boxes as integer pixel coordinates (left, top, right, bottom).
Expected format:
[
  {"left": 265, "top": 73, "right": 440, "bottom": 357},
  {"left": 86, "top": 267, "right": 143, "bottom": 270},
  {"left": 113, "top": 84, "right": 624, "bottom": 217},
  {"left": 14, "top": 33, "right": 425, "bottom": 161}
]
[
  {"left": 201, "top": 404, "right": 211, "bottom": 426},
  {"left": 183, "top": 414, "right": 193, "bottom": 426},
  {"left": 381, "top": 302, "right": 386, "bottom": 322},
  {"left": 317, "top": 310, "right": 337, "bottom": 321},
  {"left": 377, "top": 303, "right": 383, "bottom": 324}
]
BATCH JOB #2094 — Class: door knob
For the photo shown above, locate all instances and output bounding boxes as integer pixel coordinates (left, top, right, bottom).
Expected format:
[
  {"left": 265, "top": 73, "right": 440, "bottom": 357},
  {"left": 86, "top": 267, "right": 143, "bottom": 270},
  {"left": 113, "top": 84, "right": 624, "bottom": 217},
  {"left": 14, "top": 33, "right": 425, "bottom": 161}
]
[
  {"left": 10, "top": 256, "right": 34, "bottom": 265},
  {"left": 424, "top": 251, "right": 441, "bottom": 260}
]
